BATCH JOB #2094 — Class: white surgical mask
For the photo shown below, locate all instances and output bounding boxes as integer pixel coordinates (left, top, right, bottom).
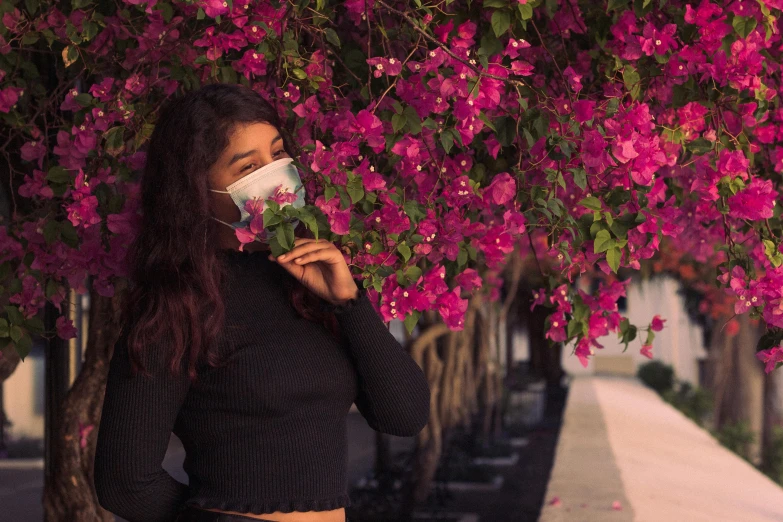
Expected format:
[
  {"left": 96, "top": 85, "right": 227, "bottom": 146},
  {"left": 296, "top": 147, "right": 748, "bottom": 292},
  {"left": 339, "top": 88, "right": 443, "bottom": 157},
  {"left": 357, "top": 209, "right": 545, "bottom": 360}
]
[{"left": 209, "top": 157, "right": 305, "bottom": 234}]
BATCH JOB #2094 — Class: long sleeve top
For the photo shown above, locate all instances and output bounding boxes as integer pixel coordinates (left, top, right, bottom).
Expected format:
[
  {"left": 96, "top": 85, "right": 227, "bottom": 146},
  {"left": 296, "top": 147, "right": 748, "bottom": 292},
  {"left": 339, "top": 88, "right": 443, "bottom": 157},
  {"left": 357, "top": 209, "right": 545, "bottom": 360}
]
[{"left": 93, "top": 247, "right": 431, "bottom": 522}]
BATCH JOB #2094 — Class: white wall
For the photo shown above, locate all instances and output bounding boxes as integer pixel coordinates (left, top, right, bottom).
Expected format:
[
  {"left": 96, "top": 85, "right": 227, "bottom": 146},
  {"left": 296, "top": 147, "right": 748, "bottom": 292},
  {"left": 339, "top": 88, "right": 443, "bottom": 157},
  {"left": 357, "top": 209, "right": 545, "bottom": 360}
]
[
  {"left": 561, "top": 275, "right": 707, "bottom": 385},
  {"left": 2, "top": 348, "right": 45, "bottom": 439}
]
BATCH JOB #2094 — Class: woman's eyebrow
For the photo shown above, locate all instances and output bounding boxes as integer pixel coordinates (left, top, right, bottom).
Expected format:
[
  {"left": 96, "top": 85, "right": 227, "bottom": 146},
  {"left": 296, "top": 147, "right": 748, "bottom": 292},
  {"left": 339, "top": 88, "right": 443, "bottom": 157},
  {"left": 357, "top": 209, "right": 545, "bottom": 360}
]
[
  {"left": 227, "top": 149, "right": 257, "bottom": 167},
  {"left": 226, "top": 135, "right": 282, "bottom": 166}
]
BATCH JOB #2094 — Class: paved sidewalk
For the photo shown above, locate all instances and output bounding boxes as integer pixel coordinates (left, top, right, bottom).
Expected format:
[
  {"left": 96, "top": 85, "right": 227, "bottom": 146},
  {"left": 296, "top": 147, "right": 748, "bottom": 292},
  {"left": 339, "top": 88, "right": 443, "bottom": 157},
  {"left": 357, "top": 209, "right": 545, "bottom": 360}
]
[{"left": 540, "top": 376, "right": 783, "bottom": 522}]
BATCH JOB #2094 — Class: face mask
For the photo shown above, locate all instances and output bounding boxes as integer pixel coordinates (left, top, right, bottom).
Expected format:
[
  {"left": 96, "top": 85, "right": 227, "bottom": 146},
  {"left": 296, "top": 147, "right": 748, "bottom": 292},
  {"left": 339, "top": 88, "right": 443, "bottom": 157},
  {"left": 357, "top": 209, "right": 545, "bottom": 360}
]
[{"left": 209, "top": 157, "right": 306, "bottom": 235}]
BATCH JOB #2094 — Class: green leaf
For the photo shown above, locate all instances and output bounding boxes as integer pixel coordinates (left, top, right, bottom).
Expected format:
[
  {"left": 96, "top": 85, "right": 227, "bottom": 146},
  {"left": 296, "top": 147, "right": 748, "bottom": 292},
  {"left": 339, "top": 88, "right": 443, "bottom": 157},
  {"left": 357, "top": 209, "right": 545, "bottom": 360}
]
[
  {"left": 763, "top": 240, "right": 783, "bottom": 268},
  {"left": 403, "top": 106, "right": 422, "bottom": 134},
  {"left": 608, "top": 0, "right": 631, "bottom": 11},
  {"left": 291, "top": 68, "right": 308, "bottom": 80},
  {"left": 14, "top": 334, "right": 32, "bottom": 362},
  {"left": 757, "top": 328, "right": 783, "bottom": 352},
  {"left": 404, "top": 310, "right": 421, "bottom": 335},
  {"left": 397, "top": 243, "right": 411, "bottom": 263},
  {"left": 59, "top": 220, "right": 79, "bottom": 247},
  {"left": 517, "top": 3, "right": 533, "bottom": 20},
  {"left": 733, "top": 16, "right": 757, "bottom": 39},
  {"left": 297, "top": 208, "right": 319, "bottom": 239},
  {"left": 346, "top": 175, "right": 365, "bottom": 204},
  {"left": 43, "top": 220, "right": 60, "bottom": 245},
  {"left": 392, "top": 113, "right": 406, "bottom": 133},
  {"left": 324, "top": 28, "right": 341, "bottom": 48},
  {"left": 491, "top": 11, "right": 511, "bottom": 37},
  {"left": 571, "top": 168, "right": 587, "bottom": 190},
  {"left": 0, "top": 319, "right": 8, "bottom": 337},
  {"left": 495, "top": 116, "right": 517, "bottom": 147},
  {"left": 104, "top": 126, "right": 125, "bottom": 153},
  {"left": 594, "top": 229, "right": 613, "bottom": 253},
  {"left": 10, "top": 325, "right": 23, "bottom": 343},
  {"left": 440, "top": 130, "right": 454, "bottom": 154},
  {"left": 579, "top": 196, "right": 602, "bottom": 211},
  {"left": 5, "top": 306, "right": 24, "bottom": 325},
  {"left": 46, "top": 166, "right": 71, "bottom": 184},
  {"left": 623, "top": 65, "right": 641, "bottom": 101},
  {"left": 606, "top": 246, "right": 622, "bottom": 273},
  {"left": 686, "top": 137, "right": 713, "bottom": 155},
  {"left": 45, "top": 280, "right": 59, "bottom": 299},
  {"left": 74, "top": 93, "right": 94, "bottom": 107},
  {"left": 404, "top": 266, "right": 422, "bottom": 284}
]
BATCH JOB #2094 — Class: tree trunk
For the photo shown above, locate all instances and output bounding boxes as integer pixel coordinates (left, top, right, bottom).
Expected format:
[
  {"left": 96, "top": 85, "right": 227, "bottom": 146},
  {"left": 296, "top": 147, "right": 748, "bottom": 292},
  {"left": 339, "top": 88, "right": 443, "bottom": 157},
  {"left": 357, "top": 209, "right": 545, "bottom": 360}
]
[
  {"left": 401, "top": 319, "right": 450, "bottom": 517},
  {"left": 710, "top": 313, "right": 765, "bottom": 464},
  {"left": 43, "top": 284, "right": 125, "bottom": 522},
  {"left": 762, "top": 368, "right": 783, "bottom": 474}
]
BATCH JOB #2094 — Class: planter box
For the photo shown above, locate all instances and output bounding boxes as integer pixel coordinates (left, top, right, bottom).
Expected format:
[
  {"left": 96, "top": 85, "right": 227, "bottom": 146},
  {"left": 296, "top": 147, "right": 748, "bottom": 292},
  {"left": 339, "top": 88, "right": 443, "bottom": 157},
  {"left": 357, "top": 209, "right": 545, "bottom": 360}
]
[
  {"left": 434, "top": 474, "right": 504, "bottom": 491},
  {"left": 472, "top": 451, "right": 519, "bottom": 466},
  {"left": 0, "top": 458, "right": 44, "bottom": 469},
  {"left": 504, "top": 384, "right": 547, "bottom": 427}
]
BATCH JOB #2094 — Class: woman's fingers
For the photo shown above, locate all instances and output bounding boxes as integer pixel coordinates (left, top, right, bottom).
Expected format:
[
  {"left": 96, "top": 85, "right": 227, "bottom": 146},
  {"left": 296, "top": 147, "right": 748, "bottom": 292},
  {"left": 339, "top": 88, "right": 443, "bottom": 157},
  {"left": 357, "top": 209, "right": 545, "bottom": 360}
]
[
  {"left": 274, "top": 239, "right": 333, "bottom": 263},
  {"left": 288, "top": 248, "right": 335, "bottom": 265}
]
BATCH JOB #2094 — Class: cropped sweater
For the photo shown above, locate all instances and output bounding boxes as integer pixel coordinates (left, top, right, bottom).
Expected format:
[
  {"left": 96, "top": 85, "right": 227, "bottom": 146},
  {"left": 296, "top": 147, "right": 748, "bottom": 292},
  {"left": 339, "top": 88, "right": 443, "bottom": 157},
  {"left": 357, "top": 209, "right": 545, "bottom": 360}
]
[{"left": 93, "top": 247, "right": 431, "bottom": 522}]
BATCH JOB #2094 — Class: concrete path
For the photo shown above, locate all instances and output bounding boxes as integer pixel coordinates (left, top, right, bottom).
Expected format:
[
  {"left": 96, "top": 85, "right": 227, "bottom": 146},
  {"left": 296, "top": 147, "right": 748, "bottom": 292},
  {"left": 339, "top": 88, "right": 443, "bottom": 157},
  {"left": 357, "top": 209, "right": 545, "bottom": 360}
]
[{"left": 540, "top": 376, "right": 783, "bottom": 522}]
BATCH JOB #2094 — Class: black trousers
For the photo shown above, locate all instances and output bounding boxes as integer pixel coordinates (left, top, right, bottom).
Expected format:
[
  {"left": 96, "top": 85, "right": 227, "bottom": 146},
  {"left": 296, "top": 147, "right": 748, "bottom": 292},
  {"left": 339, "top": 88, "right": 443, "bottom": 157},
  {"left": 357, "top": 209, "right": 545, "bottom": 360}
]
[{"left": 174, "top": 505, "right": 349, "bottom": 522}]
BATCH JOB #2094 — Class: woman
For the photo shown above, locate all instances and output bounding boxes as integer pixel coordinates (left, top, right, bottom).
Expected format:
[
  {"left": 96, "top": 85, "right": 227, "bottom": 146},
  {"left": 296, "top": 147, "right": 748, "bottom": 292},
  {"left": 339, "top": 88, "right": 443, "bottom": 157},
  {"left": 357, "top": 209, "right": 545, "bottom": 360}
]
[{"left": 93, "top": 83, "right": 431, "bottom": 522}]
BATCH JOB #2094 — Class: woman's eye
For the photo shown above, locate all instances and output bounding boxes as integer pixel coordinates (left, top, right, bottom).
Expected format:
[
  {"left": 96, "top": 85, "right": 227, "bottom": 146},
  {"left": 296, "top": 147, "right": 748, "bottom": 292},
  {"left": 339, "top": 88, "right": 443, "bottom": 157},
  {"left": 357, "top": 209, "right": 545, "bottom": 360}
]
[
  {"left": 241, "top": 163, "right": 257, "bottom": 172},
  {"left": 273, "top": 149, "right": 285, "bottom": 157}
]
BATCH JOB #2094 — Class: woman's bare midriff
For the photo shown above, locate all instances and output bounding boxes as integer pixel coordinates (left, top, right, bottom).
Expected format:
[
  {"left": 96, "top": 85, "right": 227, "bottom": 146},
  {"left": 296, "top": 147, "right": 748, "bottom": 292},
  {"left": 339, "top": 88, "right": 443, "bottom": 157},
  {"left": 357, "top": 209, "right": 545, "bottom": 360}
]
[{"left": 198, "top": 507, "right": 346, "bottom": 521}]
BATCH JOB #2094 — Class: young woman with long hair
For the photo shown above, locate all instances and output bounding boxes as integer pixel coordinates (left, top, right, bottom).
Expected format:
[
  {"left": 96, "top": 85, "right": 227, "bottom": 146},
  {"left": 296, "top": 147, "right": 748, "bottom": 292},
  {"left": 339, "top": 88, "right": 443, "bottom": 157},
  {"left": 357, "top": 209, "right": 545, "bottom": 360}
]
[{"left": 93, "top": 83, "right": 431, "bottom": 522}]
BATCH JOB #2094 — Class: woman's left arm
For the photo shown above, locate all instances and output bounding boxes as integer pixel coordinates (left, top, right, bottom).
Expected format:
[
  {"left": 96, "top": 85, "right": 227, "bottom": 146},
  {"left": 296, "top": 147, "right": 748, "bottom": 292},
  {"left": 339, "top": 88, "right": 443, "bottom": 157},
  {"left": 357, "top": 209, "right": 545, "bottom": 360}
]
[
  {"left": 270, "top": 237, "right": 430, "bottom": 436},
  {"left": 327, "top": 286, "right": 431, "bottom": 437}
]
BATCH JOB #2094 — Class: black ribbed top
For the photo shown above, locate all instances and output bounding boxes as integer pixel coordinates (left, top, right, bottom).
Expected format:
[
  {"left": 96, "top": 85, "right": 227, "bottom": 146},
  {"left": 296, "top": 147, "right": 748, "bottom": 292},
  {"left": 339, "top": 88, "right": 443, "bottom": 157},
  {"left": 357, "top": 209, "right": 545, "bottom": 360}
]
[{"left": 93, "top": 248, "right": 431, "bottom": 522}]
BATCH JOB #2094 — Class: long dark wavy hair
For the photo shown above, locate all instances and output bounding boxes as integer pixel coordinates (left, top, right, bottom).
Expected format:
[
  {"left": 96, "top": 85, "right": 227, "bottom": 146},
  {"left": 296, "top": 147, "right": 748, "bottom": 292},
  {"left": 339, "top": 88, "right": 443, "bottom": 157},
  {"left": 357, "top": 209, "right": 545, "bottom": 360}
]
[{"left": 122, "top": 82, "right": 340, "bottom": 382}]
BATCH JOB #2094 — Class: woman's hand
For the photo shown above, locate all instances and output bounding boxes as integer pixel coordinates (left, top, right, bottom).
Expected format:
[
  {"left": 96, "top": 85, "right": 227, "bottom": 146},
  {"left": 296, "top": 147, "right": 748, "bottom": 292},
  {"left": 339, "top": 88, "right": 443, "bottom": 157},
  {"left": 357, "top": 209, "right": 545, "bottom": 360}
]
[{"left": 269, "top": 237, "right": 359, "bottom": 306}]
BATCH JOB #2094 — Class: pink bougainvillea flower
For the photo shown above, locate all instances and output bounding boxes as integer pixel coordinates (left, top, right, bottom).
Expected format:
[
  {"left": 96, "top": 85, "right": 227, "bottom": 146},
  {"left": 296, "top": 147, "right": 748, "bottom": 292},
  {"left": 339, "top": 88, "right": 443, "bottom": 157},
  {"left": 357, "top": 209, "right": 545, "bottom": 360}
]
[
  {"left": 563, "top": 66, "right": 583, "bottom": 92},
  {"left": 640, "top": 344, "right": 653, "bottom": 359},
  {"left": 728, "top": 178, "right": 776, "bottom": 221},
  {"left": 650, "top": 315, "right": 666, "bottom": 331},
  {"left": 78, "top": 421, "right": 94, "bottom": 449},
  {"left": 483, "top": 172, "right": 516, "bottom": 206},
  {"left": 315, "top": 194, "right": 351, "bottom": 235},
  {"left": 756, "top": 347, "right": 783, "bottom": 374},
  {"left": 725, "top": 318, "right": 740, "bottom": 337},
  {"left": 56, "top": 316, "right": 79, "bottom": 340},
  {"left": 548, "top": 496, "right": 561, "bottom": 507},
  {"left": 530, "top": 288, "right": 547, "bottom": 311}
]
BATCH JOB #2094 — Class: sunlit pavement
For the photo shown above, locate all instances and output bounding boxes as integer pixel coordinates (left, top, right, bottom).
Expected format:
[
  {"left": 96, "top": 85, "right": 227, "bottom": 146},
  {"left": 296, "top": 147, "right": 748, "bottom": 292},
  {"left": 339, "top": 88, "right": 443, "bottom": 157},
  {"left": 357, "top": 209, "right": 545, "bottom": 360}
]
[{"left": 540, "top": 376, "right": 783, "bottom": 522}]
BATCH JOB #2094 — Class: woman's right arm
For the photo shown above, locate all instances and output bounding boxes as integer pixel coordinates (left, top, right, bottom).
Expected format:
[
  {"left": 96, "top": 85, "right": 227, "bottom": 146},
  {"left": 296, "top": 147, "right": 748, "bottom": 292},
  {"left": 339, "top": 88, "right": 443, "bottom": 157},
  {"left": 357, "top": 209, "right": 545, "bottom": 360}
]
[{"left": 93, "top": 328, "right": 192, "bottom": 522}]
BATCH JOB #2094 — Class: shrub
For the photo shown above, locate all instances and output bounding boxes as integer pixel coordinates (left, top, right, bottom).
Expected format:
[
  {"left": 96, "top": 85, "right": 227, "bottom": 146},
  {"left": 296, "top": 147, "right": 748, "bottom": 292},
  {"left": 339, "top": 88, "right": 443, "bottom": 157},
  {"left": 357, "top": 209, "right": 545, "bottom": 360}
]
[
  {"left": 762, "top": 426, "right": 783, "bottom": 487},
  {"left": 661, "top": 381, "right": 713, "bottom": 427},
  {"left": 637, "top": 361, "right": 675, "bottom": 395},
  {"left": 714, "top": 421, "right": 756, "bottom": 463}
]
